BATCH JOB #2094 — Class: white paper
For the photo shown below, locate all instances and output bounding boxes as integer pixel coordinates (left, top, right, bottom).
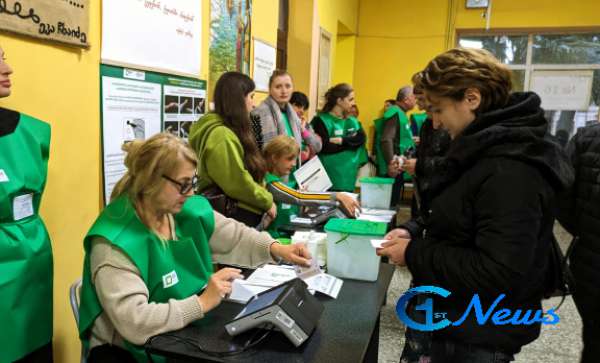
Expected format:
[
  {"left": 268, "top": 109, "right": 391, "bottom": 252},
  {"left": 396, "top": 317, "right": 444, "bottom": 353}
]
[
  {"left": 101, "top": 76, "right": 162, "bottom": 205},
  {"left": 102, "top": 0, "right": 202, "bottom": 76},
  {"left": 293, "top": 156, "right": 332, "bottom": 192},
  {"left": 370, "top": 239, "right": 388, "bottom": 249},
  {"left": 13, "top": 194, "right": 34, "bottom": 220},
  {"left": 304, "top": 273, "right": 343, "bottom": 299},
  {"left": 358, "top": 208, "right": 396, "bottom": 223},
  {"left": 253, "top": 39, "right": 277, "bottom": 92},
  {"left": 0, "top": 169, "right": 9, "bottom": 182}
]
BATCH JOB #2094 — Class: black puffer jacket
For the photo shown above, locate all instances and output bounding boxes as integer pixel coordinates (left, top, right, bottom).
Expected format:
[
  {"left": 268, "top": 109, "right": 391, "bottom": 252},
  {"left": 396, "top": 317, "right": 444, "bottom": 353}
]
[
  {"left": 405, "top": 92, "right": 574, "bottom": 354},
  {"left": 558, "top": 123, "right": 600, "bottom": 317}
]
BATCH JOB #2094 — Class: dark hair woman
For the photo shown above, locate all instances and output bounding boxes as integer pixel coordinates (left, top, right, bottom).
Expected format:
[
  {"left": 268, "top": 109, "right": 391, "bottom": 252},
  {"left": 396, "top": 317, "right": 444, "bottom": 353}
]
[
  {"left": 0, "top": 45, "right": 54, "bottom": 362},
  {"left": 189, "top": 71, "right": 276, "bottom": 227},
  {"left": 378, "top": 48, "right": 574, "bottom": 362},
  {"left": 311, "top": 83, "right": 366, "bottom": 192}
]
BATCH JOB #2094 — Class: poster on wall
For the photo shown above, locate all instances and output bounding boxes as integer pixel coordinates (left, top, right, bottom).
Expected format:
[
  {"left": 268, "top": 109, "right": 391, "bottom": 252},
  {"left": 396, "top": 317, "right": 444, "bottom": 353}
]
[
  {"left": 101, "top": 0, "right": 202, "bottom": 77},
  {"left": 530, "top": 70, "right": 594, "bottom": 111},
  {"left": 0, "top": 0, "right": 89, "bottom": 47},
  {"left": 252, "top": 38, "right": 276, "bottom": 92},
  {"left": 209, "top": 0, "right": 252, "bottom": 96},
  {"left": 100, "top": 64, "right": 207, "bottom": 205},
  {"left": 316, "top": 29, "right": 332, "bottom": 111}
]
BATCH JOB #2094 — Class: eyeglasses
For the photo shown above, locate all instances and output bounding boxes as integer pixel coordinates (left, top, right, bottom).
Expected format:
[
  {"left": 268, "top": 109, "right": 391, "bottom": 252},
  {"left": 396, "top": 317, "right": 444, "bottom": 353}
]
[{"left": 162, "top": 174, "right": 198, "bottom": 195}]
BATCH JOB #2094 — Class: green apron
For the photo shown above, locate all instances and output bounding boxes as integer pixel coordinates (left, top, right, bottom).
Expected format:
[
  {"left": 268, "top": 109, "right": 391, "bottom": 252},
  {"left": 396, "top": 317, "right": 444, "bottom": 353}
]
[
  {"left": 0, "top": 113, "right": 52, "bottom": 363},
  {"left": 356, "top": 119, "right": 369, "bottom": 167},
  {"left": 79, "top": 195, "right": 215, "bottom": 363},
  {"left": 373, "top": 106, "right": 415, "bottom": 181},
  {"left": 318, "top": 113, "right": 362, "bottom": 192},
  {"left": 410, "top": 112, "right": 427, "bottom": 137},
  {"left": 265, "top": 173, "right": 299, "bottom": 238}
]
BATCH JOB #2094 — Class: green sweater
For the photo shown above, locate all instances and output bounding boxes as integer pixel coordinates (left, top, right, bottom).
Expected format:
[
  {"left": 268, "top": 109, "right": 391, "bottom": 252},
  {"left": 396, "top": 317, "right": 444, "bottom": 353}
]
[{"left": 189, "top": 113, "right": 273, "bottom": 214}]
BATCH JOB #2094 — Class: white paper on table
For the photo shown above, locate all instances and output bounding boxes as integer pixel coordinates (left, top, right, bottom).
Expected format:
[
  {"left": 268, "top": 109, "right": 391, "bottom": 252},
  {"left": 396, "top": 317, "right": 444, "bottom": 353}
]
[
  {"left": 358, "top": 214, "right": 394, "bottom": 223},
  {"left": 227, "top": 279, "right": 269, "bottom": 304},
  {"left": 360, "top": 208, "right": 396, "bottom": 216},
  {"left": 304, "top": 273, "right": 343, "bottom": 299},
  {"left": 293, "top": 156, "right": 332, "bottom": 192}
]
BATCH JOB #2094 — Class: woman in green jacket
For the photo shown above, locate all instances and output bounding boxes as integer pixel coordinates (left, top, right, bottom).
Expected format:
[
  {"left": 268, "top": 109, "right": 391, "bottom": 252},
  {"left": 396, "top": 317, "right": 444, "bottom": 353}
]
[
  {"left": 0, "top": 46, "right": 54, "bottom": 363},
  {"left": 189, "top": 72, "right": 276, "bottom": 227},
  {"left": 311, "top": 83, "right": 366, "bottom": 192},
  {"left": 78, "top": 133, "right": 310, "bottom": 363}
]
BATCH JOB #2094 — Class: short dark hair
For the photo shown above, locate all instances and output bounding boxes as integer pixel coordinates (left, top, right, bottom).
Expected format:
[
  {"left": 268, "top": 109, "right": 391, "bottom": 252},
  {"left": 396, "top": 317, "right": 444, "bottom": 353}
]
[
  {"left": 290, "top": 91, "right": 309, "bottom": 110},
  {"left": 396, "top": 86, "right": 413, "bottom": 102}
]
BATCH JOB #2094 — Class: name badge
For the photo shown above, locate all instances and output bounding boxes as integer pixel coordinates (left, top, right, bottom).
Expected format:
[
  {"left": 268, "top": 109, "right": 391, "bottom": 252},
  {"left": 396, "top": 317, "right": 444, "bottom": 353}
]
[
  {"left": 162, "top": 270, "right": 179, "bottom": 288},
  {"left": 282, "top": 203, "right": 291, "bottom": 210},
  {"left": 13, "top": 193, "right": 34, "bottom": 221},
  {"left": 334, "top": 129, "right": 343, "bottom": 136},
  {"left": 0, "top": 169, "right": 9, "bottom": 182}
]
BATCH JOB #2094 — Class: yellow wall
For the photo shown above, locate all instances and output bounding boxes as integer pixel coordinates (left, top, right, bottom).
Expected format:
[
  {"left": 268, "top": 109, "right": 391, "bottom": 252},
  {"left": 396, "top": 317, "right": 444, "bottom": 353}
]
[
  {"left": 332, "top": 35, "right": 356, "bottom": 85},
  {"left": 0, "top": 0, "right": 277, "bottom": 362},
  {"left": 353, "top": 0, "right": 600, "bottom": 144},
  {"left": 251, "top": 0, "right": 280, "bottom": 103}
]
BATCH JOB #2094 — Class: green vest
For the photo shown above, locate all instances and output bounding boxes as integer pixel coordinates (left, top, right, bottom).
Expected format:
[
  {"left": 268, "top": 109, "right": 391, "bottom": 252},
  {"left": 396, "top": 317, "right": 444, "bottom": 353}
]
[
  {"left": 356, "top": 119, "right": 369, "bottom": 167},
  {"left": 265, "top": 173, "right": 299, "bottom": 238},
  {"left": 410, "top": 112, "right": 427, "bottom": 136},
  {"left": 0, "top": 113, "right": 52, "bottom": 362},
  {"left": 79, "top": 195, "right": 215, "bottom": 363},
  {"left": 281, "top": 110, "right": 294, "bottom": 137},
  {"left": 374, "top": 106, "right": 415, "bottom": 181},
  {"left": 318, "top": 113, "right": 362, "bottom": 192}
]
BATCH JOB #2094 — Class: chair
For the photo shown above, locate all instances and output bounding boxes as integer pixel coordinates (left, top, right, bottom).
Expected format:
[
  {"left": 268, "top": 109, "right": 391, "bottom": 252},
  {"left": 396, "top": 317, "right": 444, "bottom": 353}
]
[{"left": 69, "top": 278, "right": 87, "bottom": 363}]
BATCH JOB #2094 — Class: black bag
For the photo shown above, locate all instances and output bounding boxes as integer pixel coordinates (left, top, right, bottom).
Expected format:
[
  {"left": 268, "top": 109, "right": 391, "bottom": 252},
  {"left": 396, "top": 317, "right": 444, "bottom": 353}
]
[
  {"left": 544, "top": 235, "right": 578, "bottom": 308},
  {"left": 201, "top": 185, "right": 238, "bottom": 217}
]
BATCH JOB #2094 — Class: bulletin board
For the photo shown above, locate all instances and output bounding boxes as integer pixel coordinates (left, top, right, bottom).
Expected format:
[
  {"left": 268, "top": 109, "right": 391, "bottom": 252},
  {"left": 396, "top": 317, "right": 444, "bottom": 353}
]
[
  {"left": 530, "top": 70, "right": 594, "bottom": 111},
  {"left": 100, "top": 64, "right": 206, "bottom": 204}
]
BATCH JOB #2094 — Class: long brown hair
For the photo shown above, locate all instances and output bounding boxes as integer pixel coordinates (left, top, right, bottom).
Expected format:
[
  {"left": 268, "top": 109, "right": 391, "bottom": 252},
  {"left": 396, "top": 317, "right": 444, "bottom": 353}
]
[
  {"left": 321, "top": 83, "right": 353, "bottom": 113},
  {"left": 213, "top": 71, "right": 266, "bottom": 182}
]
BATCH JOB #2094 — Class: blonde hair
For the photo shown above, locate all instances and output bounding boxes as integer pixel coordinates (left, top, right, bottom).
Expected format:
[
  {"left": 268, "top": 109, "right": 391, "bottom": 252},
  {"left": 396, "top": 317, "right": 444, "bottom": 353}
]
[
  {"left": 420, "top": 48, "right": 512, "bottom": 114},
  {"left": 111, "top": 133, "right": 198, "bottom": 203},
  {"left": 263, "top": 135, "right": 300, "bottom": 170}
]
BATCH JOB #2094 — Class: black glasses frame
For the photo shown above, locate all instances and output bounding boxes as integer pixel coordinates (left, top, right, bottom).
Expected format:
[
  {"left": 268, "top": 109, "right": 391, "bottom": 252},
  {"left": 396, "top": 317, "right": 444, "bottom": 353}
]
[{"left": 162, "top": 174, "right": 198, "bottom": 195}]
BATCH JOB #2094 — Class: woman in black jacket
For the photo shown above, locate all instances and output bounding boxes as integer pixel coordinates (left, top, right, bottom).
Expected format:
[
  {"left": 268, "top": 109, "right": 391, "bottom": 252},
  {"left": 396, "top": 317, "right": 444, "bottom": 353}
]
[
  {"left": 378, "top": 48, "right": 574, "bottom": 362},
  {"left": 558, "top": 122, "right": 600, "bottom": 363}
]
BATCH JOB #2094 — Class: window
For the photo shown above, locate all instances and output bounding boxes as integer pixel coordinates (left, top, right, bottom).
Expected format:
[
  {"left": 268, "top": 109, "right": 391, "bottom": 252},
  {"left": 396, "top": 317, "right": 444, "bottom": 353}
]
[{"left": 459, "top": 32, "right": 600, "bottom": 139}]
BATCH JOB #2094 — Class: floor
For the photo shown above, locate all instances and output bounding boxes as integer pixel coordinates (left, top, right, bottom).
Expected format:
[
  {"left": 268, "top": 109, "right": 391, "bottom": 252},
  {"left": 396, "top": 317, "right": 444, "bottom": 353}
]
[{"left": 377, "top": 207, "right": 582, "bottom": 363}]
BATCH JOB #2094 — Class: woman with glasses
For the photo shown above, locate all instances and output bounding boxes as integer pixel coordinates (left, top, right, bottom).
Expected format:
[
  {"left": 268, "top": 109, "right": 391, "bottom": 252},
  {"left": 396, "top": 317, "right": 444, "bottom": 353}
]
[
  {"left": 78, "top": 132, "right": 311, "bottom": 363},
  {"left": 189, "top": 71, "right": 276, "bottom": 227},
  {"left": 0, "top": 46, "right": 54, "bottom": 363}
]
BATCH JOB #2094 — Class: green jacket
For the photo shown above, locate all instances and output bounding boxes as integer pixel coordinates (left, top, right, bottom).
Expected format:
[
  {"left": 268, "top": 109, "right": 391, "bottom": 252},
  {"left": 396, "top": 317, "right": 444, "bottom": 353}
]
[{"left": 189, "top": 113, "right": 273, "bottom": 214}]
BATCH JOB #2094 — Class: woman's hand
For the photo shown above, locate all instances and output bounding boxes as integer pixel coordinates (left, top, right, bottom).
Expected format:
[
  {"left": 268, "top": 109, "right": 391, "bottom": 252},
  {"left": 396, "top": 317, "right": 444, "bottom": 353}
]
[
  {"left": 376, "top": 238, "right": 410, "bottom": 266},
  {"left": 197, "top": 268, "right": 243, "bottom": 313},
  {"left": 402, "top": 158, "right": 417, "bottom": 176},
  {"left": 336, "top": 192, "right": 360, "bottom": 218},
  {"left": 270, "top": 242, "right": 312, "bottom": 266}
]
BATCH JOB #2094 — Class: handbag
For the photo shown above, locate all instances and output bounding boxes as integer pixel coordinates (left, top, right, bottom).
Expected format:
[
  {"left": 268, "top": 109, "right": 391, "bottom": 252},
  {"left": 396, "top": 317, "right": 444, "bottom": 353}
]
[
  {"left": 201, "top": 185, "right": 238, "bottom": 217},
  {"left": 544, "top": 234, "right": 578, "bottom": 309}
]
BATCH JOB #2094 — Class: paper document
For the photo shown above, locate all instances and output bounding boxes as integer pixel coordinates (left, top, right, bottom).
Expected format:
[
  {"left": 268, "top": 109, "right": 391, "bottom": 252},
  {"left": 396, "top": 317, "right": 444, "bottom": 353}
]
[
  {"left": 293, "top": 156, "right": 332, "bottom": 192},
  {"left": 358, "top": 208, "right": 396, "bottom": 223},
  {"left": 370, "top": 239, "right": 388, "bottom": 249}
]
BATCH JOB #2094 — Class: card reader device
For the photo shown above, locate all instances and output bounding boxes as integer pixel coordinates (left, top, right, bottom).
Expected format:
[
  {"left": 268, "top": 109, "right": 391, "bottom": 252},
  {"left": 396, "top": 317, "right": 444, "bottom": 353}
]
[{"left": 225, "top": 278, "right": 324, "bottom": 347}]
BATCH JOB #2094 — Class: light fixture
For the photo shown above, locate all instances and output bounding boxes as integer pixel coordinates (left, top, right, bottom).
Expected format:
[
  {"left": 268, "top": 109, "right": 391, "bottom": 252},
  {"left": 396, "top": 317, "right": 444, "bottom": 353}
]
[{"left": 466, "top": 0, "right": 489, "bottom": 9}]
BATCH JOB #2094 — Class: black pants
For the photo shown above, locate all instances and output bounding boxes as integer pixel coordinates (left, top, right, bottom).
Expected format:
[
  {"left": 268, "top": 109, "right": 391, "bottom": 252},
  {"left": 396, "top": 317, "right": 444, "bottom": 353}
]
[
  {"left": 88, "top": 345, "right": 137, "bottom": 363},
  {"left": 430, "top": 340, "right": 514, "bottom": 363},
  {"left": 572, "top": 286, "right": 600, "bottom": 362},
  {"left": 14, "top": 343, "right": 53, "bottom": 363},
  {"left": 390, "top": 174, "right": 405, "bottom": 208}
]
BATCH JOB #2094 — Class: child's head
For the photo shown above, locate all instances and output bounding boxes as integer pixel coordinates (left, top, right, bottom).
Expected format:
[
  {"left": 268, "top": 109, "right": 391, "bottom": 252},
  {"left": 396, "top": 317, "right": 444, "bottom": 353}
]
[{"left": 263, "top": 135, "right": 300, "bottom": 177}]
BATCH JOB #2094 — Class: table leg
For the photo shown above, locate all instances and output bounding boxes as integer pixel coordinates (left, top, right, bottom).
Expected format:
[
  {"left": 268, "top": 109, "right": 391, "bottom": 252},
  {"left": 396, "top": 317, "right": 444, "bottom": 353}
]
[{"left": 363, "top": 315, "right": 380, "bottom": 363}]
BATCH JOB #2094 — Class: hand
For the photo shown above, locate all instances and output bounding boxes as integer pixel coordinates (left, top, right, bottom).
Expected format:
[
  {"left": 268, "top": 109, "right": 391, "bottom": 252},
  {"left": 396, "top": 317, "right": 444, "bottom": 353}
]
[
  {"left": 330, "top": 137, "right": 343, "bottom": 145},
  {"left": 376, "top": 238, "right": 410, "bottom": 266},
  {"left": 402, "top": 158, "right": 417, "bottom": 176},
  {"left": 385, "top": 228, "right": 411, "bottom": 240},
  {"left": 413, "top": 136, "right": 420, "bottom": 145},
  {"left": 387, "top": 159, "right": 400, "bottom": 178},
  {"left": 198, "top": 268, "right": 243, "bottom": 313},
  {"left": 336, "top": 192, "right": 360, "bottom": 218},
  {"left": 270, "top": 242, "right": 312, "bottom": 266},
  {"left": 266, "top": 203, "right": 277, "bottom": 220}
]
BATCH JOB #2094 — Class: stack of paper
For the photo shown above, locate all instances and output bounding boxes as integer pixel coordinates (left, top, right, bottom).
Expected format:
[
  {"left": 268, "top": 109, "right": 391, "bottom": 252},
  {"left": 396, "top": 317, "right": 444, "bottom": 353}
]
[
  {"left": 357, "top": 208, "right": 396, "bottom": 223},
  {"left": 227, "top": 261, "right": 343, "bottom": 304}
]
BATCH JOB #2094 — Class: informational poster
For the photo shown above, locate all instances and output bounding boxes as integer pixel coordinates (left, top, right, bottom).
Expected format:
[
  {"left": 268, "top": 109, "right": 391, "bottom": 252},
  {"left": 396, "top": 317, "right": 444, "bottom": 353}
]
[
  {"left": 530, "top": 70, "right": 594, "bottom": 111},
  {"left": 252, "top": 38, "right": 277, "bottom": 92},
  {"left": 0, "top": 0, "right": 90, "bottom": 47},
  {"left": 100, "top": 64, "right": 206, "bottom": 204},
  {"left": 317, "top": 29, "right": 332, "bottom": 111},
  {"left": 101, "top": 0, "right": 202, "bottom": 77}
]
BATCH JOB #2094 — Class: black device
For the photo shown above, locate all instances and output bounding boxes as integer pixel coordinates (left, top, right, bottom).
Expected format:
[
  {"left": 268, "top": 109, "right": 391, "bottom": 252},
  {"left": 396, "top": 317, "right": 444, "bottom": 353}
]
[{"left": 225, "top": 278, "right": 324, "bottom": 347}]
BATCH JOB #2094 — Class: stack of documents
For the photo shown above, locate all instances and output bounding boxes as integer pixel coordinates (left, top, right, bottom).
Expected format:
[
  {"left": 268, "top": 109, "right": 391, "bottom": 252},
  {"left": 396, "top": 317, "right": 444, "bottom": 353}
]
[
  {"left": 228, "top": 261, "right": 343, "bottom": 304},
  {"left": 357, "top": 208, "right": 396, "bottom": 223}
]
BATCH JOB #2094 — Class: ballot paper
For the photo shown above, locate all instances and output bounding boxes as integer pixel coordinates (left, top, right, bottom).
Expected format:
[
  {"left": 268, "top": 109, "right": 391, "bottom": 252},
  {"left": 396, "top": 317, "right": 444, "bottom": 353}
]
[
  {"left": 357, "top": 208, "right": 396, "bottom": 223},
  {"left": 370, "top": 239, "right": 388, "bottom": 249},
  {"left": 293, "top": 156, "right": 332, "bottom": 192},
  {"left": 227, "top": 262, "right": 343, "bottom": 303}
]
